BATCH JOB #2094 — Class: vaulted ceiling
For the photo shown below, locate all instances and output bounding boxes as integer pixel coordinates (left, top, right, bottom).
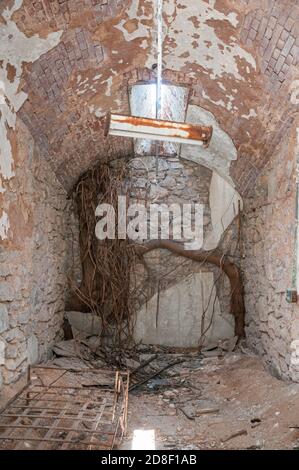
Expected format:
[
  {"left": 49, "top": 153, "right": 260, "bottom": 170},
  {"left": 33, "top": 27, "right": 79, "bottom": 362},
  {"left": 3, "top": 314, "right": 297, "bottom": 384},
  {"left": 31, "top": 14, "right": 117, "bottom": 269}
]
[{"left": 1, "top": 0, "right": 299, "bottom": 194}]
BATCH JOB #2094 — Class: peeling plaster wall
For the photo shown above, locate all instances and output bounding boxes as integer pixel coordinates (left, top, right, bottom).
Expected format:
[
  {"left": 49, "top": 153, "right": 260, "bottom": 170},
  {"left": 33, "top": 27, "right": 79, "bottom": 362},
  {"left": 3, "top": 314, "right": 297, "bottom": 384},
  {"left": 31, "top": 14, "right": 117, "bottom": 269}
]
[
  {"left": 162, "top": 0, "right": 259, "bottom": 130},
  {"left": 129, "top": 105, "right": 242, "bottom": 347},
  {"left": 0, "top": 0, "right": 62, "bottom": 194},
  {"left": 0, "top": 121, "right": 75, "bottom": 388},
  {"left": 181, "top": 104, "right": 243, "bottom": 251},
  {"left": 3, "top": 0, "right": 296, "bottom": 196},
  {"left": 0, "top": 212, "right": 9, "bottom": 240},
  {"left": 181, "top": 104, "right": 238, "bottom": 184},
  {"left": 242, "top": 123, "right": 299, "bottom": 381},
  {"left": 163, "top": 0, "right": 256, "bottom": 82}
]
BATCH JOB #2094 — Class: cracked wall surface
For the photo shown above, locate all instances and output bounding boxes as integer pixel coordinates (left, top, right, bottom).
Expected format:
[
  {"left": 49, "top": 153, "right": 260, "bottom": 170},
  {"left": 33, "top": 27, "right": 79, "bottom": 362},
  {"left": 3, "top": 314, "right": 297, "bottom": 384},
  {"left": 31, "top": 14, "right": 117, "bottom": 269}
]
[{"left": 242, "top": 120, "right": 299, "bottom": 381}]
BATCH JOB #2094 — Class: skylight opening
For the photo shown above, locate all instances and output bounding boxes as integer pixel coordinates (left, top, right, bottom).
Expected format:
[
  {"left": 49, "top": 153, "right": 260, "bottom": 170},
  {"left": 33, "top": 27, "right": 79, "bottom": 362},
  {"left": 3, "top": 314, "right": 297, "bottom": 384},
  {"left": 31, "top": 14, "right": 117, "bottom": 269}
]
[{"left": 129, "top": 83, "right": 189, "bottom": 156}]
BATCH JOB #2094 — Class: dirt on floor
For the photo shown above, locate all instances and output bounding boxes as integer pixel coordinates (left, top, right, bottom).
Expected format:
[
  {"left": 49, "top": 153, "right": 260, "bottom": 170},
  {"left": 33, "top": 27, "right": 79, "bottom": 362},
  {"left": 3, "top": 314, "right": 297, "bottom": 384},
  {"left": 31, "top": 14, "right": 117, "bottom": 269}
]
[{"left": 120, "top": 352, "right": 299, "bottom": 450}]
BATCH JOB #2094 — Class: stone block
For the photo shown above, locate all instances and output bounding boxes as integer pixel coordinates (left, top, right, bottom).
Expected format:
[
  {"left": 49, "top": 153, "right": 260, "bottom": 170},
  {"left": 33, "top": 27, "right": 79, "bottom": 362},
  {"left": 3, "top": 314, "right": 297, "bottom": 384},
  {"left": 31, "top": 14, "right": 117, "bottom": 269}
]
[
  {"left": 27, "top": 335, "right": 39, "bottom": 365},
  {"left": 0, "top": 340, "right": 5, "bottom": 365},
  {"left": 4, "top": 328, "right": 25, "bottom": 343},
  {"left": 160, "top": 176, "right": 176, "bottom": 187},
  {"left": 13, "top": 311, "right": 30, "bottom": 325},
  {"left": 0, "top": 304, "right": 9, "bottom": 333},
  {"left": 0, "top": 283, "right": 14, "bottom": 302},
  {"left": 290, "top": 355, "right": 299, "bottom": 367},
  {"left": 5, "top": 342, "right": 19, "bottom": 359},
  {"left": 0, "top": 264, "right": 11, "bottom": 277},
  {"left": 291, "top": 319, "right": 299, "bottom": 340},
  {"left": 5, "top": 352, "right": 27, "bottom": 371}
]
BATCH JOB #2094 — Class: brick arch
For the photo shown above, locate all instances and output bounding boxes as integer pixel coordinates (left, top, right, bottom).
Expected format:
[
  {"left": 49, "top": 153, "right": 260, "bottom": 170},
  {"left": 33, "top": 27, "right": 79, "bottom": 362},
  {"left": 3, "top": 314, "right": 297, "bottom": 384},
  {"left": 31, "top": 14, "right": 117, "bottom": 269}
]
[{"left": 7, "top": 0, "right": 298, "bottom": 195}]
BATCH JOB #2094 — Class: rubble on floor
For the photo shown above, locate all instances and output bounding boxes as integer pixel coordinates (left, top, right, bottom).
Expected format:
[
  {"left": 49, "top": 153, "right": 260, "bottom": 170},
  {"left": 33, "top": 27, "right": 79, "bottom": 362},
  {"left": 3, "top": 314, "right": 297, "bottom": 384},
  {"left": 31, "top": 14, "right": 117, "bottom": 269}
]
[
  {"left": 44, "top": 330, "right": 299, "bottom": 450},
  {"left": 121, "top": 353, "right": 299, "bottom": 450},
  {"left": 2, "top": 315, "right": 299, "bottom": 451}
]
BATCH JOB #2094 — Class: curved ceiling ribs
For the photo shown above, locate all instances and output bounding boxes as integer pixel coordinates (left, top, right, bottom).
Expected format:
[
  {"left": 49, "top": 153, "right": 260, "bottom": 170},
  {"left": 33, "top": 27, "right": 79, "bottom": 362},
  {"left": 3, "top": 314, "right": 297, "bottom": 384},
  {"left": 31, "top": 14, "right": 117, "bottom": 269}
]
[{"left": 1, "top": 0, "right": 299, "bottom": 194}]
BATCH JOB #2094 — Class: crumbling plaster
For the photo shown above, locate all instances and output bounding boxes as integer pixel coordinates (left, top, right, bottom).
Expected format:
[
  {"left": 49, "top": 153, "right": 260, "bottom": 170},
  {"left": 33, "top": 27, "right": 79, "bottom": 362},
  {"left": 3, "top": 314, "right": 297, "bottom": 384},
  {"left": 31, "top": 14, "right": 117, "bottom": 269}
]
[
  {"left": 205, "top": 171, "right": 242, "bottom": 250},
  {"left": 181, "top": 104, "right": 238, "bottom": 183},
  {"left": 0, "top": 212, "right": 9, "bottom": 240},
  {"left": 180, "top": 104, "right": 243, "bottom": 250},
  {"left": 163, "top": 0, "right": 256, "bottom": 82},
  {"left": 0, "top": 0, "right": 63, "bottom": 235},
  {"left": 0, "top": 0, "right": 295, "bottom": 193}
]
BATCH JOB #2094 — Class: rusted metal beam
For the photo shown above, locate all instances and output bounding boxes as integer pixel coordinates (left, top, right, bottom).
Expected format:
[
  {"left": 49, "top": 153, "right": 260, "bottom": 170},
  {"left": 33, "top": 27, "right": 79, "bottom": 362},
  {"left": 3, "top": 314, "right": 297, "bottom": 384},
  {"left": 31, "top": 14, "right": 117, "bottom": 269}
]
[{"left": 104, "top": 113, "right": 213, "bottom": 148}]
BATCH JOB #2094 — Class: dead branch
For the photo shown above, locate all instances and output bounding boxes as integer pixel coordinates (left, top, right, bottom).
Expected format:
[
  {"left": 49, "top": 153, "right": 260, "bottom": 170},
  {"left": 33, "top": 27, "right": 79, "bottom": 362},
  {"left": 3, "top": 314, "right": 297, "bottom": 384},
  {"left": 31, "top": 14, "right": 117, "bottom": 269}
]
[{"left": 129, "top": 359, "right": 185, "bottom": 391}]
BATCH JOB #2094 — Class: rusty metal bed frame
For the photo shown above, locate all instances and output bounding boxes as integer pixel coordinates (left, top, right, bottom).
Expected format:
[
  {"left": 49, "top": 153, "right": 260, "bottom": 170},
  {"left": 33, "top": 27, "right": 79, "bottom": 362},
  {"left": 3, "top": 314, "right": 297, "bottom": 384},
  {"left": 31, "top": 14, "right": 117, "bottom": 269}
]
[{"left": 0, "top": 365, "right": 129, "bottom": 450}]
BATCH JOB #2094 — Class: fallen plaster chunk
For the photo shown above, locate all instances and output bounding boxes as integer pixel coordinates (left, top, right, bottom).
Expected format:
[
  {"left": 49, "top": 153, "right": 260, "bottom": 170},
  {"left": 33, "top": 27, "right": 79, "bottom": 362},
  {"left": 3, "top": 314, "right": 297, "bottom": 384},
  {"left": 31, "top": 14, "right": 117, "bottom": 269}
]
[{"left": 65, "top": 311, "right": 102, "bottom": 336}]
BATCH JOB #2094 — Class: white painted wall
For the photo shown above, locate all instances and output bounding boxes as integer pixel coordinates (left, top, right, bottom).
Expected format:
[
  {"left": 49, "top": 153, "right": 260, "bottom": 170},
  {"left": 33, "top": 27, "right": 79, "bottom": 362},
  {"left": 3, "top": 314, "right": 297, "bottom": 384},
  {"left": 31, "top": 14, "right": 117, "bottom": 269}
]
[
  {"left": 181, "top": 104, "right": 237, "bottom": 182},
  {"left": 205, "top": 171, "right": 243, "bottom": 250},
  {"left": 134, "top": 272, "right": 234, "bottom": 347}
]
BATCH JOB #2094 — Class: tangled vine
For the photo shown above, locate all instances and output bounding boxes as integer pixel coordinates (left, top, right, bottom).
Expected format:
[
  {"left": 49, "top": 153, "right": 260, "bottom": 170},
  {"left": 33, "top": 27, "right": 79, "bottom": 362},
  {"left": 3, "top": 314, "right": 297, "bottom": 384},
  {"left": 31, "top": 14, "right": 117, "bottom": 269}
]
[
  {"left": 67, "top": 161, "right": 138, "bottom": 352},
  {"left": 67, "top": 161, "right": 245, "bottom": 357}
]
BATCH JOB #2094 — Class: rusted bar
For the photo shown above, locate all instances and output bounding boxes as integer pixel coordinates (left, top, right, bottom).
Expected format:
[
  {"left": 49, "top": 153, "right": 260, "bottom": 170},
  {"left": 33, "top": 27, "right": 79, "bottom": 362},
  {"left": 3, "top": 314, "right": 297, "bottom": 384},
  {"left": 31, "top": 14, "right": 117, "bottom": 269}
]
[
  {"left": 104, "top": 113, "right": 213, "bottom": 148},
  {"left": 15, "top": 388, "right": 113, "bottom": 397},
  {"left": 0, "top": 436, "right": 112, "bottom": 447},
  {"left": 0, "top": 413, "right": 98, "bottom": 422},
  {"left": 9, "top": 398, "right": 113, "bottom": 410},
  {"left": 0, "top": 421, "right": 115, "bottom": 435},
  {"left": 0, "top": 382, "right": 29, "bottom": 415},
  {"left": 31, "top": 365, "right": 118, "bottom": 373},
  {"left": 12, "top": 397, "right": 113, "bottom": 405},
  {"left": 27, "top": 384, "right": 116, "bottom": 391},
  {"left": 7, "top": 405, "right": 104, "bottom": 414}
]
